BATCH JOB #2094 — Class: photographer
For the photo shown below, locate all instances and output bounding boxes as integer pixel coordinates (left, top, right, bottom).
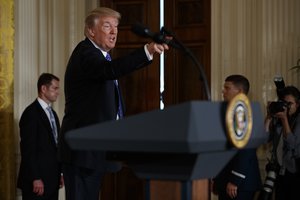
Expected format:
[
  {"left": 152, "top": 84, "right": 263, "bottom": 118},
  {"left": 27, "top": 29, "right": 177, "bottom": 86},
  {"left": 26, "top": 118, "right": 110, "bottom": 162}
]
[{"left": 264, "top": 86, "right": 300, "bottom": 200}]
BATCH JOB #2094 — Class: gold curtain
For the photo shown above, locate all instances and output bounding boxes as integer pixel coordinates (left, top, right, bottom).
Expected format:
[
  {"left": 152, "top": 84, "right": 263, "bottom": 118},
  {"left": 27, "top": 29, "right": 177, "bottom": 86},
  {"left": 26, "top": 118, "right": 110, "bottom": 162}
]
[{"left": 0, "top": 0, "right": 15, "bottom": 199}]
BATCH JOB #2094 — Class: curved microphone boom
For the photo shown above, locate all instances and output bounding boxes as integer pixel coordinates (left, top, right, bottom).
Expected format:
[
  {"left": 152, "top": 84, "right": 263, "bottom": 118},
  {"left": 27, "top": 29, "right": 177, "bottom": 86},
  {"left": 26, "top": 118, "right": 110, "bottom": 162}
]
[{"left": 167, "top": 31, "right": 211, "bottom": 101}]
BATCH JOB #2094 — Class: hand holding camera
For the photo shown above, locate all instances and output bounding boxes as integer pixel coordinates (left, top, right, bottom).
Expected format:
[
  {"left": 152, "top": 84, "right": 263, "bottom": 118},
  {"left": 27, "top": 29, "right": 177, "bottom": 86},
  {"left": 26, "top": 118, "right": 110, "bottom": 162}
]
[
  {"left": 267, "top": 100, "right": 290, "bottom": 117},
  {"left": 267, "top": 76, "right": 290, "bottom": 118}
]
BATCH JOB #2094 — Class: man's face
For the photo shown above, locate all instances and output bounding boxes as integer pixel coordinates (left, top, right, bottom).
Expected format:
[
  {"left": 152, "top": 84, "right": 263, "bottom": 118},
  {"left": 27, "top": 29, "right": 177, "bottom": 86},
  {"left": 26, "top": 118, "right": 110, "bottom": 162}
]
[
  {"left": 222, "top": 81, "right": 241, "bottom": 101},
  {"left": 90, "top": 16, "right": 118, "bottom": 51},
  {"left": 42, "top": 80, "right": 60, "bottom": 104}
]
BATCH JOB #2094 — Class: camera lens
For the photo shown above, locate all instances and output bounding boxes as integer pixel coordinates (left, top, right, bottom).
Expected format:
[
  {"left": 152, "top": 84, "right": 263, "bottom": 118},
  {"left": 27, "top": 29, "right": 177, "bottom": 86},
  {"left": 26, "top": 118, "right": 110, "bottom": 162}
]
[{"left": 262, "top": 170, "right": 276, "bottom": 193}]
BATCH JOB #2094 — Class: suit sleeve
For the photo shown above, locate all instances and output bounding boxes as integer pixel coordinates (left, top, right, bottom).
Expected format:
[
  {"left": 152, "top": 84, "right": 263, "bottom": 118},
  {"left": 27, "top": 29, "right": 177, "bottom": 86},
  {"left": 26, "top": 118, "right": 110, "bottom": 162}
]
[
  {"left": 228, "top": 149, "right": 254, "bottom": 187},
  {"left": 19, "top": 109, "right": 41, "bottom": 181},
  {"left": 69, "top": 41, "right": 151, "bottom": 81}
]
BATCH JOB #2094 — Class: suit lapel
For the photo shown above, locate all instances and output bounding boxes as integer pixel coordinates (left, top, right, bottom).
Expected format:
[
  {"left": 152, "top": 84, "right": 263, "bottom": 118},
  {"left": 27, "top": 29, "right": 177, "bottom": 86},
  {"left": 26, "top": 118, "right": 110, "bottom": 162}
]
[{"left": 33, "top": 100, "right": 57, "bottom": 146}]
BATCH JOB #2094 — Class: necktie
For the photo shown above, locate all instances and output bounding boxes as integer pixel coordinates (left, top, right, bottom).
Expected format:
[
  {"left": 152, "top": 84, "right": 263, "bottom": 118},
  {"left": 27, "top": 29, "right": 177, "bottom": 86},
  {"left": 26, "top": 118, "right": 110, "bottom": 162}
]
[
  {"left": 105, "top": 53, "right": 124, "bottom": 119},
  {"left": 114, "top": 80, "right": 124, "bottom": 118},
  {"left": 47, "top": 106, "right": 58, "bottom": 143},
  {"left": 105, "top": 53, "right": 112, "bottom": 61}
]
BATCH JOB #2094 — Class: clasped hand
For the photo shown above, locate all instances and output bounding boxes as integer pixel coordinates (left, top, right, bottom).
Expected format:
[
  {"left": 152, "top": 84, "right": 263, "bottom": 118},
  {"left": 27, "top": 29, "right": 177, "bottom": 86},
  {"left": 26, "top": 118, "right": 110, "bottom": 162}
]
[
  {"left": 147, "top": 36, "right": 172, "bottom": 55},
  {"left": 147, "top": 42, "right": 170, "bottom": 54},
  {"left": 226, "top": 182, "right": 238, "bottom": 199}
]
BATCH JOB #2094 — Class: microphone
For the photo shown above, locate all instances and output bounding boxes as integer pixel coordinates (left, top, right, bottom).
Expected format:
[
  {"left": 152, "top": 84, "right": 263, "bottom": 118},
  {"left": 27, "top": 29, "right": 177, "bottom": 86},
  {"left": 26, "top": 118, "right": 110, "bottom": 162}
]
[
  {"left": 132, "top": 23, "right": 211, "bottom": 100},
  {"left": 131, "top": 23, "right": 179, "bottom": 48}
]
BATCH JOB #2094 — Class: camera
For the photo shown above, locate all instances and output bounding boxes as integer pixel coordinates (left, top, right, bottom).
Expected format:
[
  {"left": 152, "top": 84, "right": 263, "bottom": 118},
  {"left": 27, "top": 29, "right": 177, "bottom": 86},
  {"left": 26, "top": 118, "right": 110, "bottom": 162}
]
[
  {"left": 274, "top": 76, "right": 285, "bottom": 99},
  {"left": 258, "top": 161, "right": 280, "bottom": 200},
  {"left": 268, "top": 100, "right": 290, "bottom": 116},
  {"left": 267, "top": 76, "right": 289, "bottom": 116}
]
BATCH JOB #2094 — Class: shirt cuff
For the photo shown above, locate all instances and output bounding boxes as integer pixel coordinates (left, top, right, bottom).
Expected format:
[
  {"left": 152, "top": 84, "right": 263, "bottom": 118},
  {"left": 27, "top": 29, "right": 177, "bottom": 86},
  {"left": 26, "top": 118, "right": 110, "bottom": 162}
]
[{"left": 144, "top": 44, "right": 153, "bottom": 61}]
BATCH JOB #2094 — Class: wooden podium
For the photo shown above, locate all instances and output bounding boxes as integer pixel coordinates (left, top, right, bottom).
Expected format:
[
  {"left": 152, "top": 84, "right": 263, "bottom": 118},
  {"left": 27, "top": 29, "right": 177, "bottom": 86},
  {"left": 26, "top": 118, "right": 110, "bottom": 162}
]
[{"left": 65, "top": 101, "right": 266, "bottom": 199}]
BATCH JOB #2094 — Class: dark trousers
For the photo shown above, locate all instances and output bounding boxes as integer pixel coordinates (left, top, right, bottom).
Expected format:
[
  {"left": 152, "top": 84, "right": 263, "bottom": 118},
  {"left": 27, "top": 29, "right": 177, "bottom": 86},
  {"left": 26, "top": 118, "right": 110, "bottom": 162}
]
[
  {"left": 275, "top": 170, "right": 300, "bottom": 200},
  {"left": 62, "top": 164, "right": 105, "bottom": 200},
  {"left": 21, "top": 190, "right": 58, "bottom": 200}
]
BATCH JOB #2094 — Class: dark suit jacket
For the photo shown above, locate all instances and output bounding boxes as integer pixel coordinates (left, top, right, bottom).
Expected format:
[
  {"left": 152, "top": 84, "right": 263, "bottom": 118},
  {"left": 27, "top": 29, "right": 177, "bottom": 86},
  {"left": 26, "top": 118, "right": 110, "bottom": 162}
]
[
  {"left": 58, "top": 38, "right": 152, "bottom": 170},
  {"left": 17, "top": 99, "right": 61, "bottom": 197},
  {"left": 214, "top": 149, "right": 262, "bottom": 194}
]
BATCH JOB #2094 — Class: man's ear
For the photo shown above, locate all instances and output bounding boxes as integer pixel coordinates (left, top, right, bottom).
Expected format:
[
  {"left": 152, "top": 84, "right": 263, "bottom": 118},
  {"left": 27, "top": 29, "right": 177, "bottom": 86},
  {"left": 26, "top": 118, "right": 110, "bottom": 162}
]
[
  {"left": 41, "top": 85, "right": 47, "bottom": 94},
  {"left": 238, "top": 87, "right": 245, "bottom": 94},
  {"left": 87, "top": 28, "right": 95, "bottom": 37}
]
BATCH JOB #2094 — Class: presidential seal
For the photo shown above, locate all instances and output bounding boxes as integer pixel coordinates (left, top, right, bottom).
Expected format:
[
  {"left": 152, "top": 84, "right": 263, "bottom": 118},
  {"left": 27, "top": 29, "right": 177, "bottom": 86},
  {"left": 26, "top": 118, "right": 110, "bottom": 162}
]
[{"left": 225, "top": 93, "right": 253, "bottom": 148}]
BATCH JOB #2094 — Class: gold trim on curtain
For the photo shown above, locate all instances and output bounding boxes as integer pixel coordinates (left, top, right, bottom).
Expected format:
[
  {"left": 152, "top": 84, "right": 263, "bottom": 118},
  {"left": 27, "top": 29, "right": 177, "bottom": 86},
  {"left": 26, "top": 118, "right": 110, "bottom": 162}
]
[{"left": 0, "top": 0, "right": 15, "bottom": 199}]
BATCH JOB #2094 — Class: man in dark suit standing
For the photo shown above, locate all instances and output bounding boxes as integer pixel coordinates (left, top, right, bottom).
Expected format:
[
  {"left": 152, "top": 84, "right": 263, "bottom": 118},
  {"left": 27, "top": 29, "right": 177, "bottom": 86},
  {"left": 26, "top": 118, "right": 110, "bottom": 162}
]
[
  {"left": 213, "top": 75, "right": 262, "bottom": 200},
  {"left": 17, "top": 73, "right": 63, "bottom": 200},
  {"left": 58, "top": 6, "right": 170, "bottom": 200}
]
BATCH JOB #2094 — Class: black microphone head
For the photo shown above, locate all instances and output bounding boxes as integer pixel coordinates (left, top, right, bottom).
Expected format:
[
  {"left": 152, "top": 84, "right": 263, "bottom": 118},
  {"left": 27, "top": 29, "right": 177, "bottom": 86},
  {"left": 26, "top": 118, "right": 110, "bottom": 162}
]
[
  {"left": 131, "top": 23, "right": 180, "bottom": 49},
  {"left": 160, "top": 26, "right": 174, "bottom": 36},
  {"left": 131, "top": 23, "right": 154, "bottom": 38}
]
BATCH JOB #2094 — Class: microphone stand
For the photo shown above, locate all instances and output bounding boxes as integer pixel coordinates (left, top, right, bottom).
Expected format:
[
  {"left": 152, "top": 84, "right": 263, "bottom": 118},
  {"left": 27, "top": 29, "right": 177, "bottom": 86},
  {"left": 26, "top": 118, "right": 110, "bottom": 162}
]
[{"left": 161, "top": 27, "right": 211, "bottom": 101}]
